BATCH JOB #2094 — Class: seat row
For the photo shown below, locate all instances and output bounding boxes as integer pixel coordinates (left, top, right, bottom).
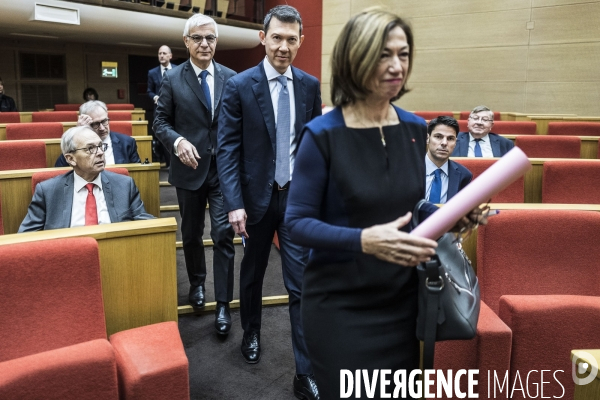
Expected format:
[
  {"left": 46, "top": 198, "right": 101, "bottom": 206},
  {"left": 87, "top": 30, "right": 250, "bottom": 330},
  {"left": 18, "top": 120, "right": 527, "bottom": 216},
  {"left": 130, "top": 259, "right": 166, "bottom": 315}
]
[
  {"left": 54, "top": 103, "right": 135, "bottom": 111},
  {"left": 0, "top": 110, "right": 146, "bottom": 124},
  {"left": 435, "top": 208, "right": 600, "bottom": 399}
]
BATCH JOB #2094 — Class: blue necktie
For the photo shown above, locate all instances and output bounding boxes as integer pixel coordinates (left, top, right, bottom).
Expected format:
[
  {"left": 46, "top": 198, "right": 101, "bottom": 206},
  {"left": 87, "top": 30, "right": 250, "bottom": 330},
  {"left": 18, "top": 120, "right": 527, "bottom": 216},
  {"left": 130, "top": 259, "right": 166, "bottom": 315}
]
[
  {"left": 275, "top": 75, "right": 290, "bottom": 187},
  {"left": 474, "top": 138, "right": 483, "bottom": 157},
  {"left": 429, "top": 169, "right": 442, "bottom": 204},
  {"left": 198, "top": 70, "right": 212, "bottom": 118}
]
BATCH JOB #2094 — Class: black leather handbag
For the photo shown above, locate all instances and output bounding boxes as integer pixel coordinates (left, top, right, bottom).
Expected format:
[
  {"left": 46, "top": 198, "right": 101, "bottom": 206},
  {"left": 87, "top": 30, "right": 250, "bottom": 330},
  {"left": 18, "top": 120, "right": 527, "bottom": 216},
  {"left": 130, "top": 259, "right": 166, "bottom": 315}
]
[{"left": 412, "top": 200, "right": 480, "bottom": 370}]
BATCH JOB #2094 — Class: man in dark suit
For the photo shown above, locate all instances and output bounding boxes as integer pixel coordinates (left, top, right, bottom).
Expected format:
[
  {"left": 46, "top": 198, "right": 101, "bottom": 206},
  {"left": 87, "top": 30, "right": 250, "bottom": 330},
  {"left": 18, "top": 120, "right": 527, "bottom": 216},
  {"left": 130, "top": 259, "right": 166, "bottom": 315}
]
[
  {"left": 0, "top": 77, "right": 17, "bottom": 112},
  {"left": 55, "top": 101, "right": 140, "bottom": 167},
  {"left": 19, "top": 126, "right": 153, "bottom": 232},
  {"left": 451, "top": 105, "right": 514, "bottom": 157},
  {"left": 216, "top": 6, "right": 321, "bottom": 399},
  {"left": 147, "top": 45, "right": 175, "bottom": 106},
  {"left": 154, "top": 14, "right": 237, "bottom": 335},
  {"left": 148, "top": 46, "right": 176, "bottom": 166},
  {"left": 426, "top": 116, "right": 472, "bottom": 204}
]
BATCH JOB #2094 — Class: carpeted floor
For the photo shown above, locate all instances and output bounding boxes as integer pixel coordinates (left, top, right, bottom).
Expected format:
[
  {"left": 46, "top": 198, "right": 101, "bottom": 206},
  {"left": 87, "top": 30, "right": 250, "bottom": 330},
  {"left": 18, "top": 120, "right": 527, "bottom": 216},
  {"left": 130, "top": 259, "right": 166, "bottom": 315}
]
[{"left": 161, "top": 169, "right": 300, "bottom": 399}]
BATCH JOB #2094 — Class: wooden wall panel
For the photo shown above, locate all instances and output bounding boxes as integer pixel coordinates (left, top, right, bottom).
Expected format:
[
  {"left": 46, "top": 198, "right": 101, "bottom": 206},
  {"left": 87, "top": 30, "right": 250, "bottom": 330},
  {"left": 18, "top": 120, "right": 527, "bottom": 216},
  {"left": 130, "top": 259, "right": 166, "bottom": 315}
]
[
  {"left": 321, "top": 0, "right": 600, "bottom": 114},
  {"left": 411, "top": 46, "right": 528, "bottom": 82},
  {"left": 527, "top": 43, "right": 600, "bottom": 82},
  {"left": 525, "top": 82, "right": 600, "bottom": 115},
  {"left": 351, "top": 0, "right": 530, "bottom": 17},
  {"left": 411, "top": 9, "right": 531, "bottom": 50},
  {"left": 397, "top": 82, "right": 527, "bottom": 113},
  {"left": 530, "top": 3, "right": 600, "bottom": 45}
]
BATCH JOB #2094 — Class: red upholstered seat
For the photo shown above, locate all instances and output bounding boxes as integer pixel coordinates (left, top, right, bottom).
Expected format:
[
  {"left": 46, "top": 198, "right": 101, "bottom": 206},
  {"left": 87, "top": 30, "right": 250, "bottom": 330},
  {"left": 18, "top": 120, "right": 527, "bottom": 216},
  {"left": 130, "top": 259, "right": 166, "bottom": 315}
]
[
  {"left": 414, "top": 111, "right": 453, "bottom": 120},
  {"left": 548, "top": 121, "right": 600, "bottom": 136},
  {"left": 0, "top": 141, "right": 47, "bottom": 171},
  {"left": 0, "top": 190, "right": 3, "bottom": 235},
  {"left": 108, "top": 111, "right": 133, "bottom": 121},
  {"left": 106, "top": 103, "right": 134, "bottom": 110},
  {"left": 453, "top": 158, "right": 524, "bottom": 202},
  {"left": 32, "top": 167, "right": 129, "bottom": 192},
  {"left": 457, "top": 120, "right": 537, "bottom": 135},
  {"left": 0, "top": 237, "right": 189, "bottom": 399},
  {"left": 0, "top": 112, "right": 21, "bottom": 123},
  {"left": 109, "top": 121, "right": 133, "bottom": 135},
  {"left": 477, "top": 209, "right": 600, "bottom": 399},
  {"left": 459, "top": 111, "right": 501, "bottom": 120},
  {"left": 54, "top": 104, "right": 81, "bottom": 111},
  {"left": 6, "top": 122, "right": 64, "bottom": 140},
  {"left": 515, "top": 135, "right": 581, "bottom": 158},
  {"left": 499, "top": 295, "right": 600, "bottom": 400},
  {"left": 32, "top": 111, "right": 78, "bottom": 122},
  {"left": 542, "top": 160, "right": 600, "bottom": 203}
]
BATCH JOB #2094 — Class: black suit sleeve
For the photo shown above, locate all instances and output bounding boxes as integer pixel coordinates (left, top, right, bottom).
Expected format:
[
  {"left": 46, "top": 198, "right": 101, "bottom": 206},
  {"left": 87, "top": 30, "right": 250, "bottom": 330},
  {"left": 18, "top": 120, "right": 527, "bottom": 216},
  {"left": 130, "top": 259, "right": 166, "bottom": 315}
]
[
  {"left": 153, "top": 72, "right": 181, "bottom": 151},
  {"left": 216, "top": 78, "right": 245, "bottom": 213},
  {"left": 147, "top": 69, "right": 158, "bottom": 100}
]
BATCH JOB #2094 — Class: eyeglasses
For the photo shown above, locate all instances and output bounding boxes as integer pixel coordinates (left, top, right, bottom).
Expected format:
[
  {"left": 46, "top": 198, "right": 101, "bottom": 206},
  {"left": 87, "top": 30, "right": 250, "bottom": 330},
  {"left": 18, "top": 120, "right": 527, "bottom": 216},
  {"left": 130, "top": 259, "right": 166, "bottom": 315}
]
[
  {"left": 72, "top": 143, "right": 108, "bottom": 155},
  {"left": 186, "top": 35, "right": 217, "bottom": 45},
  {"left": 90, "top": 118, "right": 110, "bottom": 130},
  {"left": 468, "top": 116, "right": 493, "bottom": 123}
]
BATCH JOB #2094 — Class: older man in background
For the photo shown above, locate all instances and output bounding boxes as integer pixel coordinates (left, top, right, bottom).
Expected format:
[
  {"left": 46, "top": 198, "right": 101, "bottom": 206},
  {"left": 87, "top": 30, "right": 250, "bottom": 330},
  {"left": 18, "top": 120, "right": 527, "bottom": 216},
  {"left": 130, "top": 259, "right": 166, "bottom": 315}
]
[{"left": 452, "top": 105, "right": 513, "bottom": 157}]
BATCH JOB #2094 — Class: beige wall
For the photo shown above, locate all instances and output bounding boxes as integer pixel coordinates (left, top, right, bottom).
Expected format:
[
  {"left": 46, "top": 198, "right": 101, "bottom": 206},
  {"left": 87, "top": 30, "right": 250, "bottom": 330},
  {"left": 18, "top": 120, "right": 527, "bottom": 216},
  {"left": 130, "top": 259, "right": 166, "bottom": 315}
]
[{"left": 321, "top": 0, "right": 600, "bottom": 116}]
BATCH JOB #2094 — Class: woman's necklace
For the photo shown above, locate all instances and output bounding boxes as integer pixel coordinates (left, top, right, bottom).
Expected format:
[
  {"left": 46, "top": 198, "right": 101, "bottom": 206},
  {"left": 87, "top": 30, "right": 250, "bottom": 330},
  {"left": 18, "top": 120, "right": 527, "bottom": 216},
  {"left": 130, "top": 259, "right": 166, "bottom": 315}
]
[{"left": 351, "top": 105, "right": 395, "bottom": 148}]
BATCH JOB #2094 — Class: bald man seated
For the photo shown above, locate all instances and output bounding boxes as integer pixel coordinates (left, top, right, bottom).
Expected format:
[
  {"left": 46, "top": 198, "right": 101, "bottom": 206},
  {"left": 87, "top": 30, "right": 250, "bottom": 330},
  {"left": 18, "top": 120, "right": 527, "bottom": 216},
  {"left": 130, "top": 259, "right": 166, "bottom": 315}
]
[{"left": 19, "top": 126, "right": 154, "bottom": 233}]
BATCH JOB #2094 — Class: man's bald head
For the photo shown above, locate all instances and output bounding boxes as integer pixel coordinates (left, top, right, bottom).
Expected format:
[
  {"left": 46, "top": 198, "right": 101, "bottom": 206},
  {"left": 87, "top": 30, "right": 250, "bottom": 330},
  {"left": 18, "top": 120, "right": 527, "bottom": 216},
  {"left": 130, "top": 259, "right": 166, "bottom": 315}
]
[{"left": 158, "top": 45, "right": 172, "bottom": 67}]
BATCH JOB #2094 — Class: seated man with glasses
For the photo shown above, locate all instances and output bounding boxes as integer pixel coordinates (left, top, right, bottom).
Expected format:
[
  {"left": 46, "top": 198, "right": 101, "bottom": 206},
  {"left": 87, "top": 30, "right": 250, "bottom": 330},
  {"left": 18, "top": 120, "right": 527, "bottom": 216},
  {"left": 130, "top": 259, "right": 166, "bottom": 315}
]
[
  {"left": 451, "top": 105, "right": 514, "bottom": 157},
  {"left": 19, "top": 126, "right": 153, "bottom": 232},
  {"left": 54, "top": 100, "right": 141, "bottom": 167}
]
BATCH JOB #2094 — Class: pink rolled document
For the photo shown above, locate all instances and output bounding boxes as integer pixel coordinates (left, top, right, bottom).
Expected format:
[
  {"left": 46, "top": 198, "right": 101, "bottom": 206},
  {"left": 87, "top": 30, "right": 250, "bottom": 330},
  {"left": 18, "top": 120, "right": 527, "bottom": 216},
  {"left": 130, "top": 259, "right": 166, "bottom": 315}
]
[{"left": 411, "top": 147, "right": 532, "bottom": 239}]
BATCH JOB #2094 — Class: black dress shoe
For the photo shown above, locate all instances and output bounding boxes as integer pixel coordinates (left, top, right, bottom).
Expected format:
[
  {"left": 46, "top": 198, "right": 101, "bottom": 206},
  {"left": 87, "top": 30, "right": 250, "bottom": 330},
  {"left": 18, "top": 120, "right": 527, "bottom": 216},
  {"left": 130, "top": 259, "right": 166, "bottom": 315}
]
[
  {"left": 214, "top": 302, "right": 231, "bottom": 335},
  {"left": 240, "top": 331, "right": 260, "bottom": 364},
  {"left": 188, "top": 286, "right": 205, "bottom": 310},
  {"left": 294, "top": 374, "right": 320, "bottom": 400}
]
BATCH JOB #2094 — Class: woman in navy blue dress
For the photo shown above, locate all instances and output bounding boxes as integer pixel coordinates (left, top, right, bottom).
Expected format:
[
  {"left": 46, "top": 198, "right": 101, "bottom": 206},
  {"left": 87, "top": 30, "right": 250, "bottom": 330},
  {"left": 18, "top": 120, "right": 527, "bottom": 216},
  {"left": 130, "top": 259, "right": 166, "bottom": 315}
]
[{"left": 286, "top": 9, "right": 484, "bottom": 399}]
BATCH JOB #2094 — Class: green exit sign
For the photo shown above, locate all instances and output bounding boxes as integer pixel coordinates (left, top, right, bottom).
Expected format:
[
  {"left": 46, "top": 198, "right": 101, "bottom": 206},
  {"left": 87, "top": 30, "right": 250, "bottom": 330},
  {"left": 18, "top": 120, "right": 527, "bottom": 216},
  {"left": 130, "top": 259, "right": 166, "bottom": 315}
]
[{"left": 101, "top": 62, "right": 118, "bottom": 78}]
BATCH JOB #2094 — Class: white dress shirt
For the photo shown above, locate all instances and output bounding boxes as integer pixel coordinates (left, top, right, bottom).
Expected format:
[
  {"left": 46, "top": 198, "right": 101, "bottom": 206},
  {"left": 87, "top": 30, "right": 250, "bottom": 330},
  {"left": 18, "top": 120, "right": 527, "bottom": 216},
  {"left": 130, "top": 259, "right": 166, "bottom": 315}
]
[
  {"left": 263, "top": 57, "right": 297, "bottom": 180},
  {"left": 102, "top": 134, "right": 115, "bottom": 165},
  {"left": 174, "top": 60, "right": 216, "bottom": 153},
  {"left": 425, "top": 154, "right": 450, "bottom": 204},
  {"left": 70, "top": 172, "right": 111, "bottom": 227},
  {"left": 468, "top": 133, "right": 494, "bottom": 157}
]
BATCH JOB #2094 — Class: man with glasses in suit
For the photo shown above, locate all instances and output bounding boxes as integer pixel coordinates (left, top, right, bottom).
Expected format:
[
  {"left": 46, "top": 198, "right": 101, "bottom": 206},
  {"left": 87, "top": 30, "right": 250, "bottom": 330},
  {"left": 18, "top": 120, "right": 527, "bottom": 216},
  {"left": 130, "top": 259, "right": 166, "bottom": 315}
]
[
  {"left": 154, "top": 14, "right": 237, "bottom": 336},
  {"left": 54, "top": 100, "right": 140, "bottom": 167},
  {"left": 452, "top": 105, "right": 514, "bottom": 157},
  {"left": 19, "top": 126, "right": 153, "bottom": 232}
]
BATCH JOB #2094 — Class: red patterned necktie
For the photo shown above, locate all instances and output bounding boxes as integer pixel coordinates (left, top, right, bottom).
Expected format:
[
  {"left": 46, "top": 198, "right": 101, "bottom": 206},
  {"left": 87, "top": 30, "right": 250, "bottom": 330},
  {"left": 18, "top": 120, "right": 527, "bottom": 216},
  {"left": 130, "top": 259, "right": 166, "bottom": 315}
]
[{"left": 85, "top": 183, "right": 98, "bottom": 226}]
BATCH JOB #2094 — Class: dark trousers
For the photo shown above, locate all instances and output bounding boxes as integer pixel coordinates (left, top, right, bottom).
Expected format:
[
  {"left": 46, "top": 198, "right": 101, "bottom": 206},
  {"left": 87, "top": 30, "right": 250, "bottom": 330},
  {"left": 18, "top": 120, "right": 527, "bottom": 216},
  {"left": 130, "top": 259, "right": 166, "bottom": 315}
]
[
  {"left": 240, "top": 186, "right": 311, "bottom": 374},
  {"left": 177, "top": 159, "right": 235, "bottom": 303}
]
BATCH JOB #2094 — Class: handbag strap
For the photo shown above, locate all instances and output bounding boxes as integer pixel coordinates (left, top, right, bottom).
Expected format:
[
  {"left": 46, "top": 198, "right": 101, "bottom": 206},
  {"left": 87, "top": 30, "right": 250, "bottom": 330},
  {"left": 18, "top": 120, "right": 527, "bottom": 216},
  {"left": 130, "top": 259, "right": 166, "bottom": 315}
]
[{"left": 422, "top": 255, "right": 444, "bottom": 371}]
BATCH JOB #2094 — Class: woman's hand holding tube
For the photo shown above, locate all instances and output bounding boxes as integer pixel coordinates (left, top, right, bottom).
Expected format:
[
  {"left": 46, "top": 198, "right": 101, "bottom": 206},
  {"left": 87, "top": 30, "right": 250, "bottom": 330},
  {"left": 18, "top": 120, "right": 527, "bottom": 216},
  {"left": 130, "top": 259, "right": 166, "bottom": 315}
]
[{"left": 361, "top": 212, "right": 438, "bottom": 267}]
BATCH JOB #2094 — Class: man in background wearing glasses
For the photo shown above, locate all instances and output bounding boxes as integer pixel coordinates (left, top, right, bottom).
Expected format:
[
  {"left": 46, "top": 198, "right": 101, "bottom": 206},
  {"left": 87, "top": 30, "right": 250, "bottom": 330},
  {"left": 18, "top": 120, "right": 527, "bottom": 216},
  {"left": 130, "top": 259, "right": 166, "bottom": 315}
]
[
  {"left": 154, "top": 14, "right": 237, "bottom": 336},
  {"left": 451, "top": 105, "right": 514, "bottom": 157},
  {"left": 54, "top": 100, "right": 140, "bottom": 167},
  {"left": 19, "top": 126, "right": 153, "bottom": 232}
]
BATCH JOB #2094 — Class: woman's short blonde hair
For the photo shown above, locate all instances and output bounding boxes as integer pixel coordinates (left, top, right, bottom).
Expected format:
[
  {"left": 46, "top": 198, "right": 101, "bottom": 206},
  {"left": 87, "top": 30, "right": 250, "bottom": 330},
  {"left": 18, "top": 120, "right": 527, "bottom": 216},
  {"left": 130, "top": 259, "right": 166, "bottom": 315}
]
[{"left": 330, "top": 8, "right": 414, "bottom": 107}]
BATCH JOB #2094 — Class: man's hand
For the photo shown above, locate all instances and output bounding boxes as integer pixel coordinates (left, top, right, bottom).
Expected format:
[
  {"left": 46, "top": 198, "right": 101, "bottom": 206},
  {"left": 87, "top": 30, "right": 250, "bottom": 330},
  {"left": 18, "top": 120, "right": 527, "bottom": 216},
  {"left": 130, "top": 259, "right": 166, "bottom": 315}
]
[
  {"left": 228, "top": 209, "right": 248, "bottom": 238},
  {"left": 153, "top": 95, "right": 159, "bottom": 104},
  {"left": 177, "top": 139, "right": 200, "bottom": 169},
  {"left": 77, "top": 114, "right": 93, "bottom": 127}
]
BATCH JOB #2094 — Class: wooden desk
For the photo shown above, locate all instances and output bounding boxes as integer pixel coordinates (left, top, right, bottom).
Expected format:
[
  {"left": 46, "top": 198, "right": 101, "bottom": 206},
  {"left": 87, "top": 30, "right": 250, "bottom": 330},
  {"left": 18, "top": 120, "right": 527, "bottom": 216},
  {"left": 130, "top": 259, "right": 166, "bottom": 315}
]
[
  {"left": 502, "top": 114, "right": 578, "bottom": 135},
  {"left": 19, "top": 111, "right": 145, "bottom": 122},
  {"left": 0, "top": 218, "right": 178, "bottom": 336},
  {"left": 572, "top": 349, "right": 600, "bottom": 400},
  {"left": 34, "top": 136, "right": 153, "bottom": 167},
  {"left": 0, "top": 163, "right": 160, "bottom": 234},
  {"left": 0, "top": 120, "right": 149, "bottom": 140}
]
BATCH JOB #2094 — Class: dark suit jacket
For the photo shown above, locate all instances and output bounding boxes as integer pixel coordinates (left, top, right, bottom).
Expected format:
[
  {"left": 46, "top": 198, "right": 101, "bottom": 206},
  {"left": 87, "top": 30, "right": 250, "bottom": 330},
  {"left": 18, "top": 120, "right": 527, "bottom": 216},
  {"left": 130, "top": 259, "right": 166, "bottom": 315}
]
[
  {"left": 54, "top": 131, "right": 140, "bottom": 167},
  {"left": 451, "top": 132, "right": 514, "bottom": 157},
  {"left": 216, "top": 62, "right": 322, "bottom": 225},
  {"left": 18, "top": 170, "right": 154, "bottom": 232},
  {"left": 147, "top": 63, "right": 177, "bottom": 100},
  {"left": 447, "top": 159, "right": 473, "bottom": 201},
  {"left": 154, "top": 59, "right": 236, "bottom": 191},
  {"left": 0, "top": 94, "right": 17, "bottom": 112}
]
